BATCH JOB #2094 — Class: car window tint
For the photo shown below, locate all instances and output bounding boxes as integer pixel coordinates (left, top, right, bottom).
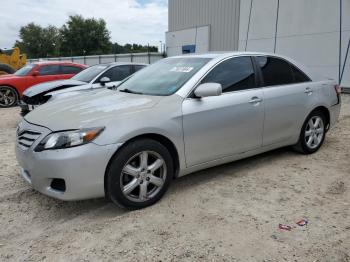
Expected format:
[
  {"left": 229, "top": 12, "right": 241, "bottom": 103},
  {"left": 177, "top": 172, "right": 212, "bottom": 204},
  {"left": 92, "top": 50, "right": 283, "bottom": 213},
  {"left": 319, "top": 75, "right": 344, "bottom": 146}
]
[
  {"left": 201, "top": 57, "right": 256, "bottom": 93},
  {"left": 113, "top": 66, "right": 132, "bottom": 81},
  {"left": 255, "top": 56, "right": 294, "bottom": 86},
  {"left": 290, "top": 64, "right": 311, "bottom": 83},
  {"left": 134, "top": 65, "right": 146, "bottom": 72},
  {"left": 61, "top": 66, "right": 83, "bottom": 74},
  {"left": 38, "top": 65, "right": 61, "bottom": 75},
  {"left": 99, "top": 66, "right": 132, "bottom": 82}
]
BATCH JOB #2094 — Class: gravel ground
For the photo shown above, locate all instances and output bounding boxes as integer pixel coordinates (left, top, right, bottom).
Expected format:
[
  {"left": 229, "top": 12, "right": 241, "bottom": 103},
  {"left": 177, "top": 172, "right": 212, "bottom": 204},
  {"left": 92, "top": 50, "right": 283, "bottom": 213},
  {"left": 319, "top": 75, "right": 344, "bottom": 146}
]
[{"left": 0, "top": 95, "right": 349, "bottom": 262}]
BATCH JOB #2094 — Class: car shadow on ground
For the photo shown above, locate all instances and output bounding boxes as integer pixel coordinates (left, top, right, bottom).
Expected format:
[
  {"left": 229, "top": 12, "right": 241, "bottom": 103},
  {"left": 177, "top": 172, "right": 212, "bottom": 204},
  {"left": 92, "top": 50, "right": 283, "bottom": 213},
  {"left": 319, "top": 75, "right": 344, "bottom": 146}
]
[{"left": 170, "top": 147, "right": 294, "bottom": 193}]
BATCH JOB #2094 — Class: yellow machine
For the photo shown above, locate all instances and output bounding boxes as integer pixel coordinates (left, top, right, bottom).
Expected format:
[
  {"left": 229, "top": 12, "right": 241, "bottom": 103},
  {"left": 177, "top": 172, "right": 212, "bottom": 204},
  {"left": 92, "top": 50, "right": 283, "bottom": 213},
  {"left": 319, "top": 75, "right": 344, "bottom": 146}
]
[{"left": 0, "top": 47, "right": 27, "bottom": 75}]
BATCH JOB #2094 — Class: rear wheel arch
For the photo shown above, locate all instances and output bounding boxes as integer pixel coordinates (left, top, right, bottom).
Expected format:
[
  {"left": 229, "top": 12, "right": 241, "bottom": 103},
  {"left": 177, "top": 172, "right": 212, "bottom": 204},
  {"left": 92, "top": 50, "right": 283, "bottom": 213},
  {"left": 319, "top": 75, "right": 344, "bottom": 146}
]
[
  {"left": 294, "top": 108, "right": 328, "bottom": 154},
  {"left": 308, "top": 106, "right": 330, "bottom": 131},
  {"left": 104, "top": 133, "right": 180, "bottom": 197}
]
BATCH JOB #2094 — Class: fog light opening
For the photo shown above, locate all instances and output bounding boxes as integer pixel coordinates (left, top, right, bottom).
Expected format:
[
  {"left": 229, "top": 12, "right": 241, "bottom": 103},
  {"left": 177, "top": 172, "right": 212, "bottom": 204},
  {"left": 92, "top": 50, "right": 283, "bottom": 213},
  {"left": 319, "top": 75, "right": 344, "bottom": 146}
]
[{"left": 50, "top": 179, "right": 66, "bottom": 192}]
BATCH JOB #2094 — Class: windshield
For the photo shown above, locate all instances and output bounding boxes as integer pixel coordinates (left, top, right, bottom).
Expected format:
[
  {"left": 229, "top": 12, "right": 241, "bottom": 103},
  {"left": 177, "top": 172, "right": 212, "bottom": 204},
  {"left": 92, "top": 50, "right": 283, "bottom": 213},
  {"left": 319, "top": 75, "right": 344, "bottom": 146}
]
[
  {"left": 71, "top": 65, "right": 108, "bottom": 83},
  {"left": 118, "top": 57, "right": 211, "bottom": 96},
  {"left": 14, "top": 64, "right": 36, "bottom": 76}
]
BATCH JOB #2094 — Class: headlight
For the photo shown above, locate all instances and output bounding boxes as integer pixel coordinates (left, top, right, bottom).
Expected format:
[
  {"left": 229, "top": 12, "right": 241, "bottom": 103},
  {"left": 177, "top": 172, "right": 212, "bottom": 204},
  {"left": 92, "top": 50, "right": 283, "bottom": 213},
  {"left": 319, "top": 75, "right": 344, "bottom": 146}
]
[{"left": 35, "top": 127, "right": 104, "bottom": 152}]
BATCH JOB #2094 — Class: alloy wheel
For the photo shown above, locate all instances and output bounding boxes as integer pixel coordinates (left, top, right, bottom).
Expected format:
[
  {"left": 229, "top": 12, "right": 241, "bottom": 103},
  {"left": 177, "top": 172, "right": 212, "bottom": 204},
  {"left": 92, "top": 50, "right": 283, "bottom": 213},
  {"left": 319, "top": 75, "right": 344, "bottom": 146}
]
[
  {"left": 120, "top": 151, "right": 167, "bottom": 202},
  {"left": 304, "top": 116, "right": 324, "bottom": 149},
  {"left": 0, "top": 87, "right": 17, "bottom": 107}
]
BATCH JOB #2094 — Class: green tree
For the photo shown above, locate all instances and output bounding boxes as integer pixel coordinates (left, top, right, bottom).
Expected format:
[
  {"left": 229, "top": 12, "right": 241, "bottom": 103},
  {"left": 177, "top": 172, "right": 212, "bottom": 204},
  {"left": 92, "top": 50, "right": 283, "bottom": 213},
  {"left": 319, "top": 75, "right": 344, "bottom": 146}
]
[
  {"left": 59, "top": 15, "right": 112, "bottom": 56},
  {"left": 112, "top": 42, "right": 158, "bottom": 54},
  {"left": 15, "top": 15, "right": 159, "bottom": 58},
  {"left": 16, "top": 23, "right": 60, "bottom": 58}
]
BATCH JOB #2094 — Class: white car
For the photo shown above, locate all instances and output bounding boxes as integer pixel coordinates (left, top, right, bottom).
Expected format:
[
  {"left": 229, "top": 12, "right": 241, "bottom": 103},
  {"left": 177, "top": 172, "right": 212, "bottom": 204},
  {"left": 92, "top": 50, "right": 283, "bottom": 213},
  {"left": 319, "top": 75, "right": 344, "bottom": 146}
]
[{"left": 19, "top": 62, "right": 147, "bottom": 115}]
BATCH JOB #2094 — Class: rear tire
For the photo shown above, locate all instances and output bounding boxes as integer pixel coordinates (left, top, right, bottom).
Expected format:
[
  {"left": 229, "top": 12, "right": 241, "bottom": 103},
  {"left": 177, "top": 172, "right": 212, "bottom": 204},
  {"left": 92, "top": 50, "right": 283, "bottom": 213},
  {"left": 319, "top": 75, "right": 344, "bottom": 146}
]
[
  {"left": 106, "top": 139, "right": 173, "bottom": 209},
  {"left": 293, "top": 110, "right": 326, "bottom": 154},
  {"left": 0, "top": 63, "right": 15, "bottom": 75},
  {"left": 0, "top": 86, "right": 19, "bottom": 108}
]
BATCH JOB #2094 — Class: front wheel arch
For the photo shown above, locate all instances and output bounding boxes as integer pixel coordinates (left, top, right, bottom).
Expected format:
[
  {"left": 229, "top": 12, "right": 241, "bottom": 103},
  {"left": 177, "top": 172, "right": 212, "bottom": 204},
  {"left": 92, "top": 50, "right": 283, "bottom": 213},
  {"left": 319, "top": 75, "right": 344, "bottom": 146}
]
[
  {"left": 0, "top": 85, "right": 20, "bottom": 107},
  {"left": 104, "top": 133, "right": 180, "bottom": 198}
]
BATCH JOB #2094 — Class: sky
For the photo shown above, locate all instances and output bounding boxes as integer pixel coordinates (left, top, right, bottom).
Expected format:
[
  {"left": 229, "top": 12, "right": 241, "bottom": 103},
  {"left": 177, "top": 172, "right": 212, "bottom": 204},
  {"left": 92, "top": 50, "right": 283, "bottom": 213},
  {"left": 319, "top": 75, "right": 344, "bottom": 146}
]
[{"left": 0, "top": 0, "right": 168, "bottom": 49}]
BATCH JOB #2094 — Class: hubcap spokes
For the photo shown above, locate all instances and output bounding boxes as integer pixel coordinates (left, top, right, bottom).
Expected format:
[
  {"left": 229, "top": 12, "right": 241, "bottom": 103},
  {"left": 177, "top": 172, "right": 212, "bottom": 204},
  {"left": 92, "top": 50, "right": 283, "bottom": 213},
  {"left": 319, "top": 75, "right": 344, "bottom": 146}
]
[
  {"left": 0, "top": 89, "right": 15, "bottom": 106},
  {"left": 305, "top": 116, "right": 324, "bottom": 149},
  {"left": 121, "top": 151, "right": 166, "bottom": 202}
]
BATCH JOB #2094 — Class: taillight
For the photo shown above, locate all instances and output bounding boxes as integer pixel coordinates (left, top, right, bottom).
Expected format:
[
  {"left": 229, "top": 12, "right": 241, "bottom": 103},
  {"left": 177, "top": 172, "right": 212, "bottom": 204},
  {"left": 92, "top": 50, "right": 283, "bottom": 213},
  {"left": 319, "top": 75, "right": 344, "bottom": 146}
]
[{"left": 335, "top": 84, "right": 342, "bottom": 95}]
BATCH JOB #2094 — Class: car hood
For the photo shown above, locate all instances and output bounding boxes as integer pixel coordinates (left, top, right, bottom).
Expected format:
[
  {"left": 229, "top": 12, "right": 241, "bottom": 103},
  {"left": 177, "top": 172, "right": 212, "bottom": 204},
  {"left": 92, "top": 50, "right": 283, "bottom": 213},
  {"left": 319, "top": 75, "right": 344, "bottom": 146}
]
[
  {"left": 0, "top": 74, "right": 21, "bottom": 81},
  {"left": 24, "top": 89, "right": 163, "bottom": 131},
  {"left": 23, "top": 79, "right": 86, "bottom": 97},
  {"left": 46, "top": 83, "right": 93, "bottom": 96}
]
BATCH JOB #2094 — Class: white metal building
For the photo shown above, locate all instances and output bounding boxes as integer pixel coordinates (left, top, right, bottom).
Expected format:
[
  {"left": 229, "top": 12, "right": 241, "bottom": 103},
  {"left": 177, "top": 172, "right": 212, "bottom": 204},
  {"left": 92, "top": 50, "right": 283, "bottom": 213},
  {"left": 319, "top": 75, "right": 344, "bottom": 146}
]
[{"left": 166, "top": 0, "right": 350, "bottom": 88}]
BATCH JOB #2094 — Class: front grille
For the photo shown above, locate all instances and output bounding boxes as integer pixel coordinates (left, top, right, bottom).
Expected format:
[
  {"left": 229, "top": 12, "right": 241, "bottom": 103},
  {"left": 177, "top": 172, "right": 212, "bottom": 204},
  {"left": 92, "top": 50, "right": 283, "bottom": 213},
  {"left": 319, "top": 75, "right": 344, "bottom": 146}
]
[
  {"left": 22, "top": 94, "right": 51, "bottom": 105},
  {"left": 17, "top": 130, "right": 42, "bottom": 150}
]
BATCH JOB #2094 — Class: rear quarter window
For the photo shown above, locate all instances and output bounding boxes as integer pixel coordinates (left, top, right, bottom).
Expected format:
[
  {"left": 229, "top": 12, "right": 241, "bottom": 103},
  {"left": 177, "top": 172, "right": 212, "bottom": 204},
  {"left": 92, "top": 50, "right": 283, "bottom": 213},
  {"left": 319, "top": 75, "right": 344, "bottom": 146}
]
[
  {"left": 290, "top": 64, "right": 311, "bottom": 83},
  {"left": 134, "top": 65, "right": 146, "bottom": 72}
]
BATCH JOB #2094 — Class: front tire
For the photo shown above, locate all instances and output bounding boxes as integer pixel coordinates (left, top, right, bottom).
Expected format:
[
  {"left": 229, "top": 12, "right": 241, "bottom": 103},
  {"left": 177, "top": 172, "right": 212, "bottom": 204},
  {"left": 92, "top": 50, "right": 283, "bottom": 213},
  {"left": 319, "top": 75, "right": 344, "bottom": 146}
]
[
  {"left": 293, "top": 110, "right": 326, "bottom": 154},
  {"left": 106, "top": 139, "right": 173, "bottom": 209},
  {"left": 0, "top": 86, "right": 18, "bottom": 108}
]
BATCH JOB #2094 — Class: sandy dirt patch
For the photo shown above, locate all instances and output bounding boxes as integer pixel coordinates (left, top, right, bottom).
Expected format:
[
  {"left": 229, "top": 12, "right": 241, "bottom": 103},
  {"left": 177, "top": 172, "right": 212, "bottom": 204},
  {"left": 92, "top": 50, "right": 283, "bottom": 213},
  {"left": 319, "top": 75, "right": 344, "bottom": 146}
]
[{"left": 0, "top": 96, "right": 349, "bottom": 261}]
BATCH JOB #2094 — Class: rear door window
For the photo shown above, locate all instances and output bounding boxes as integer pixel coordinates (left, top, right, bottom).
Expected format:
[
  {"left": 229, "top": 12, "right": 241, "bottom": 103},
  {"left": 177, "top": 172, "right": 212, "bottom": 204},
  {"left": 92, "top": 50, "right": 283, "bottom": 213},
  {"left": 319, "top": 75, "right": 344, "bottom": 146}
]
[
  {"left": 255, "top": 56, "right": 294, "bottom": 86},
  {"left": 38, "top": 65, "right": 61, "bottom": 76},
  {"left": 201, "top": 56, "right": 257, "bottom": 93}
]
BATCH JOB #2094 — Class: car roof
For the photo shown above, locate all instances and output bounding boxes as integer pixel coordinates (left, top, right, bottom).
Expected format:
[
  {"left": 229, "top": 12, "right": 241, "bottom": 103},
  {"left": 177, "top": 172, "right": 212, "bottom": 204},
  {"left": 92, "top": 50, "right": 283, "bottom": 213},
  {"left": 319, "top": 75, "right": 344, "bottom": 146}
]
[
  {"left": 31, "top": 61, "right": 86, "bottom": 67},
  {"left": 96, "top": 62, "right": 148, "bottom": 67},
  {"left": 170, "top": 51, "right": 319, "bottom": 81},
  {"left": 171, "top": 51, "right": 292, "bottom": 59}
]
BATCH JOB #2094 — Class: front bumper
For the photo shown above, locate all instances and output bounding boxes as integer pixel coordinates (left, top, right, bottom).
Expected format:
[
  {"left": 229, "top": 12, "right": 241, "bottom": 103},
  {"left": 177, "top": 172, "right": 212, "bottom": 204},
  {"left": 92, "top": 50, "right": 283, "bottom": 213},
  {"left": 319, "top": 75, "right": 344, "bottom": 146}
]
[{"left": 15, "top": 120, "right": 119, "bottom": 201}]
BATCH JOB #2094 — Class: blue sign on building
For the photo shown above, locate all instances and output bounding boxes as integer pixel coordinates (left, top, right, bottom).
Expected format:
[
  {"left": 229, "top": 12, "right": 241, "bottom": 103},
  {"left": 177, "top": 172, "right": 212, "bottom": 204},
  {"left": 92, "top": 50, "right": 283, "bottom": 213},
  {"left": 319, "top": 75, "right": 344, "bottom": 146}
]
[{"left": 182, "top": 45, "right": 196, "bottom": 54}]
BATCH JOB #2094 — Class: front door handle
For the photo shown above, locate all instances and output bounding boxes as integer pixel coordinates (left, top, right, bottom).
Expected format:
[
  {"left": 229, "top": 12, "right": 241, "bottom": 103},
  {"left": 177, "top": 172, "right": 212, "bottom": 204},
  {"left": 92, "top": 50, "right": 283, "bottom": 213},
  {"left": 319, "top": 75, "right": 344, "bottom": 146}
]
[
  {"left": 249, "top": 97, "right": 263, "bottom": 104},
  {"left": 304, "top": 87, "right": 313, "bottom": 94}
]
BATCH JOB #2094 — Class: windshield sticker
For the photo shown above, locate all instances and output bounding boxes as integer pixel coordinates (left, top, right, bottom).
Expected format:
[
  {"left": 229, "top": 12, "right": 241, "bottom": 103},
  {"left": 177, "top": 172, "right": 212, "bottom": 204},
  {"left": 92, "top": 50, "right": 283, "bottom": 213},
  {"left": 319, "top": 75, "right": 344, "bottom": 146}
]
[{"left": 170, "top": 66, "right": 194, "bottom": 73}]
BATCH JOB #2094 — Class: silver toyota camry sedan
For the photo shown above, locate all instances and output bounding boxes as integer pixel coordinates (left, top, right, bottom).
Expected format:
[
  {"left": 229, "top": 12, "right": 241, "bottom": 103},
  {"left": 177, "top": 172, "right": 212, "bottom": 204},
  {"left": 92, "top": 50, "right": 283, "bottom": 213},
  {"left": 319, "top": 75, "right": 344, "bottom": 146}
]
[{"left": 15, "top": 52, "right": 341, "bottom": 209}]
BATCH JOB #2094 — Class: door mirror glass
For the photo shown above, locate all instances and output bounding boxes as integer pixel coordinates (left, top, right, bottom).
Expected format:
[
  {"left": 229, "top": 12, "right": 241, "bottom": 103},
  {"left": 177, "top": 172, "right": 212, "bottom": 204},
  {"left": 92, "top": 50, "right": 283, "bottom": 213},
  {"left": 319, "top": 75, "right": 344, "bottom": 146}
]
[
  {"left": 32, "top": 71, "right": 39, "bottom": 76},
  {"left": 194, "top": 83, "right": 222, "bottom": 98},
  {"left": 100, "top": 76, "right": 111, "bottom": 85}
]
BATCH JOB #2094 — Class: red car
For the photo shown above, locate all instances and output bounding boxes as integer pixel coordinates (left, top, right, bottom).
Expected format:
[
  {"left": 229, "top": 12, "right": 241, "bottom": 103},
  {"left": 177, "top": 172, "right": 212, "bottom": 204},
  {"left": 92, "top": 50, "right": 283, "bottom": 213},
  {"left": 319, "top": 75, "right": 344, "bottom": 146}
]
[{"left": 0, "top": 61, "right": 86, "bottom": 108}]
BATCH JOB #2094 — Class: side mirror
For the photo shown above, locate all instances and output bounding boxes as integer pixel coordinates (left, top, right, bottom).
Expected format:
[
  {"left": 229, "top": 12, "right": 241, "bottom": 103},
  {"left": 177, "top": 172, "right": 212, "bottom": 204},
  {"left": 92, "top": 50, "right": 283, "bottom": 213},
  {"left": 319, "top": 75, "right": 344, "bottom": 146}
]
[
  {"left": 194, "top": 83, "right": 222, "bottom": 98},
  {"left": 106, "top": 81, "right": 122, "bottom": 89},
  {"left": 100, "top": 77, "right": 111, "bottom": 85},
  {"left": 32, "top": 71, "right": 39, "bottom": 76}
]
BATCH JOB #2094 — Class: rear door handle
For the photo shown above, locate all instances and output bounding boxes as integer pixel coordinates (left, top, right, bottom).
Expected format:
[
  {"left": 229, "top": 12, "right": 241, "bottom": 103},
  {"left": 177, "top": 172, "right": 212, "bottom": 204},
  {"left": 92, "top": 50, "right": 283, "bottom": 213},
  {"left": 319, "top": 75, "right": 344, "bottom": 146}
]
[
  {"left": 249, "top": 97, "right": 263, "bottom": 104},
  {"left": 304, "top": 87, "right": 313, "bottom": 94}
]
